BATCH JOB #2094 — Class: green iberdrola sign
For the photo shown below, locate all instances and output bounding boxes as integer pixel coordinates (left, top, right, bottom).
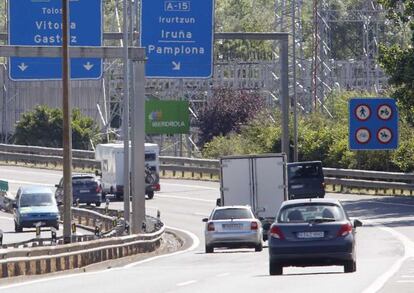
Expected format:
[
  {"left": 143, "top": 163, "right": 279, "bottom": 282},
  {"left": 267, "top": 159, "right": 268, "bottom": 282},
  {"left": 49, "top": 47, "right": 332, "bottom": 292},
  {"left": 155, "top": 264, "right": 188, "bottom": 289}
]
[{"left": 145, "top": 100, "right": 189, "bottom": 134}]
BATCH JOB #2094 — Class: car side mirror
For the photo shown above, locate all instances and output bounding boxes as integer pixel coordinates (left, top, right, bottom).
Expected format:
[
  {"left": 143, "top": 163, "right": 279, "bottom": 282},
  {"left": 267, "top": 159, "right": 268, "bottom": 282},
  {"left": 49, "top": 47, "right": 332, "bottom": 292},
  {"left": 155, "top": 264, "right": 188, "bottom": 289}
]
[
  {"left": 353, "top": 219, "right": 363, "bottom": 228},
  {"left": 95, "top": 170, "right": 102, "bottom": 177},
  {"left": 202, "top": 218, "right": 208, "bottom": 222},
  {"left": 258, "top": 217, "right": 264, "bottom": 221},
  {"left": 55, "top": 184, "right": 60, "bottom": 188},
  {"left": 216, "top": 198, "right": 221, "bottom": 206}
]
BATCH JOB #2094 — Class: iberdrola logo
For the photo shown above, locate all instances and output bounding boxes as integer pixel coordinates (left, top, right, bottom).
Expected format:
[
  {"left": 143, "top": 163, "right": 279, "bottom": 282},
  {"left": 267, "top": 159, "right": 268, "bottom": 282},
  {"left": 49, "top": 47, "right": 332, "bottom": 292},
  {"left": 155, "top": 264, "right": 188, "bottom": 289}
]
[{"left": 148, "top": 110, "right": 162, "bottom": 121}]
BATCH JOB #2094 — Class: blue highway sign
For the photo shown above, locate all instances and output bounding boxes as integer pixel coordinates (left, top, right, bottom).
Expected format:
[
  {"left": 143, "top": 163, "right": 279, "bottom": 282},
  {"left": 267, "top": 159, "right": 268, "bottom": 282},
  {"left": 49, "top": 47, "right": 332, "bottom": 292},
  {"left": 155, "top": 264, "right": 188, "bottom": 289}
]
[
  {"left": 349, "top": 98, "right": 398, "bottom": 150},
  {"left": 140, "top": 0, "right": 214, "bottom": 78},
  {"left": 9, "top": 0, "right": 102, "bottom": 80}
]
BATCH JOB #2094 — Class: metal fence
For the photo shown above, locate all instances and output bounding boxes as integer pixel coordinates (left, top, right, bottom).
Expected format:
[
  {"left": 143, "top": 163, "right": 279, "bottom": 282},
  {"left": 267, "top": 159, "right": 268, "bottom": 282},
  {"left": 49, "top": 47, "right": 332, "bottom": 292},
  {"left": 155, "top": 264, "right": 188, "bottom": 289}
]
[{"left": 1, "top": 144, "right": 414, "bottom": 195}]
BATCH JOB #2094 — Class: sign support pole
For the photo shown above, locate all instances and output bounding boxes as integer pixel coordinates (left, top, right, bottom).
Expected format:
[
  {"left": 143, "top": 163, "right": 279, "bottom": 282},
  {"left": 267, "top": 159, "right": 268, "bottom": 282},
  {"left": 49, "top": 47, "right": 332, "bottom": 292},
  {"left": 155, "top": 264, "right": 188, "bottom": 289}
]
[
  {"left": 131, "top": 57, "right": 146, "bottom": 234},
  {"left": 122, "top": 0, "right": 131, "bottom": 232},
  {"left": 62, "top": 0, "right": 73, "bottom": 244}
]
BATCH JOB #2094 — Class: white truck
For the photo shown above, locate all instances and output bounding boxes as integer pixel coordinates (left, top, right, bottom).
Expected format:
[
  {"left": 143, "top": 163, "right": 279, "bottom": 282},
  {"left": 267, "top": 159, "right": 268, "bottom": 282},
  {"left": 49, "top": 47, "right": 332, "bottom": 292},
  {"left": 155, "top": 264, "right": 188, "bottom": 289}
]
[
  {"left": 95, "top": 142, "right": 160, "bottom": 199},
  {"left": 218, "top": 154, "right": 288, "bottom": 240}
]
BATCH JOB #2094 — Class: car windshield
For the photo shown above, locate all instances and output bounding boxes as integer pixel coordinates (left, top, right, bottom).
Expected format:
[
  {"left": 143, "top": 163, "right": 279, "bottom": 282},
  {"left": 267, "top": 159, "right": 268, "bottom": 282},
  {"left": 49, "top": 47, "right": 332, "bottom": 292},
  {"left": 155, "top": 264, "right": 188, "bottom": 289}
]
[
  {"left": 289, "top": 164, "right": 321, "bottom": 179},
  {"left": 278, "top": 204, "right": 345, "bottom": 223},
  {"left": 20, "top": 193, "right": 55, "bottom": 207},
  {"left": 212, "top": 208, "right": 252, "bottom": 220}
]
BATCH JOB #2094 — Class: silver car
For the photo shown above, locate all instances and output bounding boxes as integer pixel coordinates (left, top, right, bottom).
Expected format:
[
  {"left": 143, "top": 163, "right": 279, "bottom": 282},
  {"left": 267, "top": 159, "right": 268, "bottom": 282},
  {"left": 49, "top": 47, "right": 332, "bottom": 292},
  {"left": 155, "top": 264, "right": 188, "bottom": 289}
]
[{"left": 202, "top": 205, "right": 263, "bottom": 253}]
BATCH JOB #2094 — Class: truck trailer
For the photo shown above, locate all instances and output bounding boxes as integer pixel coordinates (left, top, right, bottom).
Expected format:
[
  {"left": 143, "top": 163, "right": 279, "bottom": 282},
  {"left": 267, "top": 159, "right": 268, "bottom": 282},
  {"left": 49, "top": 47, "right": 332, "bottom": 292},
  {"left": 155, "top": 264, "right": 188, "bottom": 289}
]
[{"left": 218, "top": 153, "right": 288, "bottom": 240}]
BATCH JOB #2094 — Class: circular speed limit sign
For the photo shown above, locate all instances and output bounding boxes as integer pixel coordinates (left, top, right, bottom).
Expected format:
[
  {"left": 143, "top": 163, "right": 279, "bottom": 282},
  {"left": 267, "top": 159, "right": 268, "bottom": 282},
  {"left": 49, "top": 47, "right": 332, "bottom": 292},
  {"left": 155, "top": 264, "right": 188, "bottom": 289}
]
[
  {"left": 377, "top": 104, "right": 393, "bottom": 120},
  {"left": 355, "top": 128, "right": 371, "bottom": 144},
  {"left": 377, "top": 127, "right": 393, "bottom": 144},
  {"left": 355, "top": 104, "right": 371, "bottom": 121}
]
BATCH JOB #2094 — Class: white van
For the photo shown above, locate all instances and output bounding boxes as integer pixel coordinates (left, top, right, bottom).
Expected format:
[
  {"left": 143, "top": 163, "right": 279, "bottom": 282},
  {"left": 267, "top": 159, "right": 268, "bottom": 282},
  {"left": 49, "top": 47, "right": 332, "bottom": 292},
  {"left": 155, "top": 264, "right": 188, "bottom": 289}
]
[{"left": 95, "top": 142, "right": 160, "bottom": 199}]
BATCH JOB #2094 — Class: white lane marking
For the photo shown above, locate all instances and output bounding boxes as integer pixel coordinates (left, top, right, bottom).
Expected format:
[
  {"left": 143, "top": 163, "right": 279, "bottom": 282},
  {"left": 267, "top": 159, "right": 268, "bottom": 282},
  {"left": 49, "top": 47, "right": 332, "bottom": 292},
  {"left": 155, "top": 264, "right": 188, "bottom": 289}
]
[
  {"left": 0, "top": 169, "right": 61, "bottom": 177},
  {"left": 216, "top": 273, "right": 230, "bottom": 277},
  {"left": 123, "top": 225, "right": 200, "bottom": 268},
  {"left": 0, "top": 178, "right": 54, "bottom": 187},
  {"left": 176, "top": 280, "right": 197, "bottom": 287},
  {"left": 162, "top": 182, "right": 217, "bottom": 190},
  {"left": 156, "top": 194, "right": 215, "bottom": 203},
  {"left": 396, "top": 280, "right": 414, "bottom": 283},
  {"left": 0, "top": 225, "right": 199, "bottom": 290},
  {"left": 362, "top": 223, "right": 414, "bottom": 293},
  {"left": 357, "top": 200, "right": 414, "bottom": 208}
]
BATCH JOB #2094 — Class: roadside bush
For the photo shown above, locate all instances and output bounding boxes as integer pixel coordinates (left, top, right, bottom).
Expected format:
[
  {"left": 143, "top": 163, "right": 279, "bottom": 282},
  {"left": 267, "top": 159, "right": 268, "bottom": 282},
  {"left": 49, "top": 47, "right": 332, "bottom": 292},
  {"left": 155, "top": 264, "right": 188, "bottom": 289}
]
[
  {"left": 14, "top": 105, "right": 100, "bottom": 150},
  {"left": 197, "top": 88, "right": 265, "bottom": 146}
]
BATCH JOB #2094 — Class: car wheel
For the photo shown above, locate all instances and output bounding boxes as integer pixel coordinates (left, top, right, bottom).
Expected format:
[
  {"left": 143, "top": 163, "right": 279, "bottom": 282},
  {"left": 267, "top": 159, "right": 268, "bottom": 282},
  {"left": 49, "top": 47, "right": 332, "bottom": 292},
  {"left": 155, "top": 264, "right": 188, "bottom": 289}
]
[
  {"left": 205, "top": 245, "right": 214, "bottom": 254},
  {"left": 95, "top": 202, "right": 101, "bottom": 207},
  {"left": 15, "top": 221, "right": 22, "bottom": 233},
  {"left": 344, "top": 260, "right": 356, "bottom": 273},
  {"left": 269, "top": 261, "right": 283, "bottom": 275},
  {"left": 147, "top": 191, "right": 154, "bottom": 199},
  {"left": 255, "top": 243, "right": 263, "bottom": 252}
]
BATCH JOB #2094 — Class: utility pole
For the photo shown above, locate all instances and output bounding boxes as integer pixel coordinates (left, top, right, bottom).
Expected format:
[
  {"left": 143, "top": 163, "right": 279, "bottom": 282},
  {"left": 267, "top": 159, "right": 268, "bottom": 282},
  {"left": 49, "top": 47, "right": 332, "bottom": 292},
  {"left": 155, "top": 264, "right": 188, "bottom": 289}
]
[{"left": 62, "top": 0, "right": 73, "bottom": 244}]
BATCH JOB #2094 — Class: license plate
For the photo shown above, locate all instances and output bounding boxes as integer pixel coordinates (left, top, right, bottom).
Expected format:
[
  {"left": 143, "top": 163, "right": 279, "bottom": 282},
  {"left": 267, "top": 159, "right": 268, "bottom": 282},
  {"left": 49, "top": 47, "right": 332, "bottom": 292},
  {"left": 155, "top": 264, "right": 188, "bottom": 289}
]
[
  {"left": 222, "top": 223, "right": 243, "bottom": 230},
  {"left": 297, "top": 231, "right": 324, "bottom": 239},
  {"left": 79, "top": 189, "right": 89, "bottom": 193},
  {"left": 291, "top": 184, "right": 304, "bottom": 189}
]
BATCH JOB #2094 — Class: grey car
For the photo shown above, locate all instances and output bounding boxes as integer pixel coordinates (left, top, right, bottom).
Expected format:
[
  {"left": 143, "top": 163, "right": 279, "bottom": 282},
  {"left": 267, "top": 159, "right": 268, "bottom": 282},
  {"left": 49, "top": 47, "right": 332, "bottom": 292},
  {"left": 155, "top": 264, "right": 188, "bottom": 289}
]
[
  {"left": 202, "top": 206, "right": 263, "bottom": 253},
  {"left": 268, "top": 198, "right": 362, "bottom": 275}
]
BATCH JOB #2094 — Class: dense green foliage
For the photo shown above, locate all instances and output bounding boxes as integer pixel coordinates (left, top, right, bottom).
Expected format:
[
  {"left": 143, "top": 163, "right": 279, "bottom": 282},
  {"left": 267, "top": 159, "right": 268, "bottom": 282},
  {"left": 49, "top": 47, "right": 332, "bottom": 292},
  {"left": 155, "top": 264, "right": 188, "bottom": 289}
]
[
  {"left": 378, "top": 0, "right": 414, "bottom": 124},
  {"left": 202, "top": 91, "right": 414, "bottom": 172},
  {"left": 197, "top": 89, "right": 265, "bottom": 146},
  {"left": 14, "top": 105, "right": 100, "bottom": 150}
]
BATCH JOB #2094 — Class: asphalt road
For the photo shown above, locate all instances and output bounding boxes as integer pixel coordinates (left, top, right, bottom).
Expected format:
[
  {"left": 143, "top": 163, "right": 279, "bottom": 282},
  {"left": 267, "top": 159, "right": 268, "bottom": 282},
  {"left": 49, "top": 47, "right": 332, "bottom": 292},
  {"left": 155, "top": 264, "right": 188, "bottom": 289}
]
[{"left": 1, "top": 165, "right": 414, "bottom": 292}]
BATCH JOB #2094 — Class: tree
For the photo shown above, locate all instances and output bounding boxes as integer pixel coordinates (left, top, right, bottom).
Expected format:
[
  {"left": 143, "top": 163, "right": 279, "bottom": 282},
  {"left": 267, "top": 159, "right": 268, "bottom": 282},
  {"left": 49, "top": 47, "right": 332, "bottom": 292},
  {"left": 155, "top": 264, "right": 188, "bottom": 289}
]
[
  {"left": 14, "top": 105, "right": 101, "bottom": 150},
  {"left": 197, "top": 88, "right": 265, "bottom": 146},
  {"left": 377, "top": 0, "right": 414, "bottom": 124}
]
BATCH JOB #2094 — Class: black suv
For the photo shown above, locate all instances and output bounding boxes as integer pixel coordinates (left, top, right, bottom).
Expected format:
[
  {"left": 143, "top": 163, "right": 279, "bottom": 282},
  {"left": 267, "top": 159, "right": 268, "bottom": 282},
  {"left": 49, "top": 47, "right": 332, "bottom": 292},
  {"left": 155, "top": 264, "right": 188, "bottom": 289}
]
[{"left": 287, "top": 161, "right": 325, "bottom": 199}]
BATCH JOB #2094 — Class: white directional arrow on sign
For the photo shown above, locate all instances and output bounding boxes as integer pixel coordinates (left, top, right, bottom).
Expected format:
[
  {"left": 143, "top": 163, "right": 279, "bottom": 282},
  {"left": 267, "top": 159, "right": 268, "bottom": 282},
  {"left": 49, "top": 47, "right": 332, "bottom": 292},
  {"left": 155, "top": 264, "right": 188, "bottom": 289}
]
[
  {"left": 83, "top": 62, "right": 94, "bottom": 71},
  {"left": 18, "top": 63, "right": 28, "bottom": 72},
  {"left": 172, "top": 61, "right": 181, "bottom": 71}
]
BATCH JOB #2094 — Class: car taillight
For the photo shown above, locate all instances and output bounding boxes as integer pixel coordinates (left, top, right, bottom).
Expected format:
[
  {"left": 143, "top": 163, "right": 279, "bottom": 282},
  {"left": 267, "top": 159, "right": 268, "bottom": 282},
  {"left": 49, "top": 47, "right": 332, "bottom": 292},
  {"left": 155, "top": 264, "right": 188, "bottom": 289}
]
[
  {"left": 269, "top": 225, "right": 285, "bottom": 240},
  {"left": 96, "top": 185, "right": 102, "bottom": 193},
  {"left": 154, "top": 183, "right": 160, "bottom": 191},
  {"left": 337, "top": 223, "right": 353, "bottom": 237},
  {"left": 207, "top": 222, "right": 215, "bottom": 231},
  {"left": 251, "top": 222, "right": 258, "bottom": 230}
]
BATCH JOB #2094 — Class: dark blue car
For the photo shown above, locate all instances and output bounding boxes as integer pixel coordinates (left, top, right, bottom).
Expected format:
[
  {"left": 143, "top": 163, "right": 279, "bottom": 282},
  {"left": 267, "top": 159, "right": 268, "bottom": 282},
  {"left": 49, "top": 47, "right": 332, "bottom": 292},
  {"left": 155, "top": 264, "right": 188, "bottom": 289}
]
[{"left": 268, "top": 198, "right": 362, "bottom": 275}]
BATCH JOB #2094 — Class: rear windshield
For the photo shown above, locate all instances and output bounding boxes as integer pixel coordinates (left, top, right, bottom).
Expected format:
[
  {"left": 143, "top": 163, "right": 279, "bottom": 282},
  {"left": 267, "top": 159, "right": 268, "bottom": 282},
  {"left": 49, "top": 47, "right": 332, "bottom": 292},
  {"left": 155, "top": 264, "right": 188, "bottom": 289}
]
[
  {"left": 73, "top": 177, "right": 96, "bottom": 186},
  {"left": 288, "top": 164, "right": 322, "bottom": 180},
  {"left": 278, "top": 204, "right": 345, "bottom": 223},
  {"left": 20, "top": 193, "right": 55, "bottom": 207},
  {"left": 145, "top": 153, "right": 157, "bottom": 161},
  {"left": 212, "top": 208, "right": 253, "bottom": 220}
]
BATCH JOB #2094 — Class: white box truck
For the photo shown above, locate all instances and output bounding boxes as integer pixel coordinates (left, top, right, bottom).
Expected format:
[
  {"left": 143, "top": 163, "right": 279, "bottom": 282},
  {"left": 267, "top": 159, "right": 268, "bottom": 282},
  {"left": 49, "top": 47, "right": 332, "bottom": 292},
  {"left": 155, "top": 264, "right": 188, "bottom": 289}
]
[
  {"left": 219, "top": 153, "right": 288, "bottom": 240},
  {"left": 95, "top": 142, "right": 160, "bottom": 199}
]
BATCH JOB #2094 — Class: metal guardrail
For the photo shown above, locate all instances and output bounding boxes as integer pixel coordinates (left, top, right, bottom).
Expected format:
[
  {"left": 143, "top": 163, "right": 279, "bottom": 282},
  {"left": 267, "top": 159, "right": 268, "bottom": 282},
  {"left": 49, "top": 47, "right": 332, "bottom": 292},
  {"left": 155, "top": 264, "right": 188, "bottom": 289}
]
[
  {"left": 1, "top": 144, "right": 414, "bottom": 195},
  {"left": 0, "top": 225, "right": 165, "bottom": 278}
]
